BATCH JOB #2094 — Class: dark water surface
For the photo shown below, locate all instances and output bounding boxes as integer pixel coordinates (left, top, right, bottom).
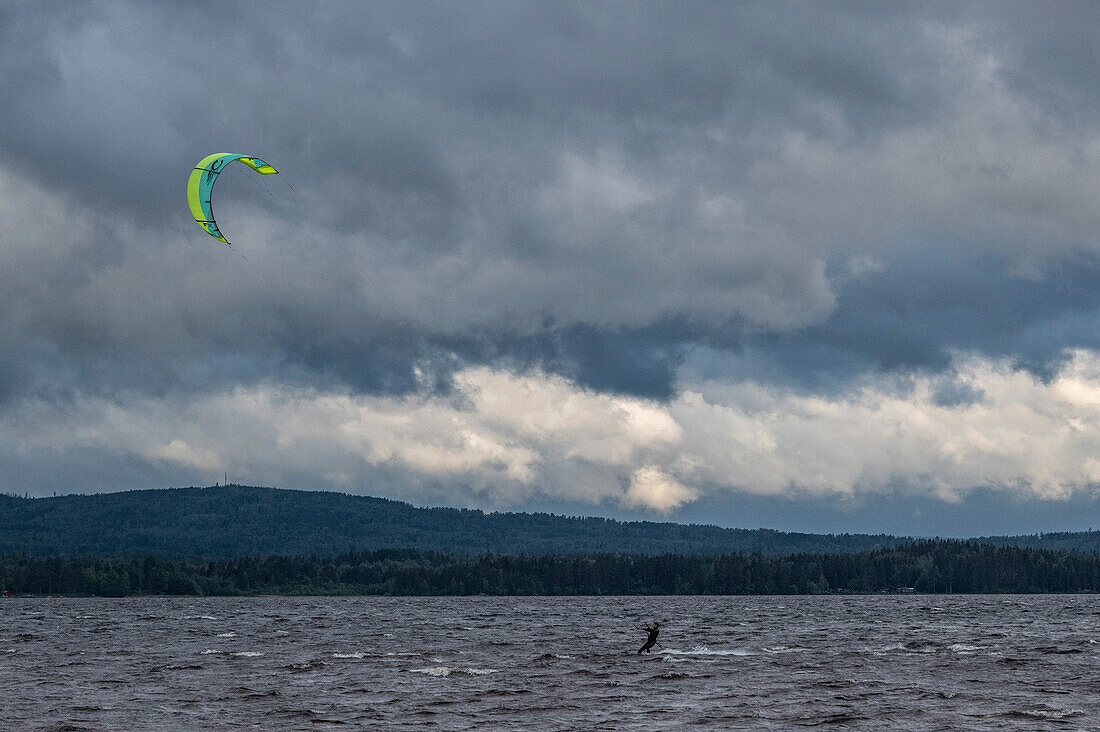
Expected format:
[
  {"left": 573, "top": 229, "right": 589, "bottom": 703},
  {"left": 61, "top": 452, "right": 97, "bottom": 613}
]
[{"left": 2, "top": 595, "right": 1098, "bottom": 730}]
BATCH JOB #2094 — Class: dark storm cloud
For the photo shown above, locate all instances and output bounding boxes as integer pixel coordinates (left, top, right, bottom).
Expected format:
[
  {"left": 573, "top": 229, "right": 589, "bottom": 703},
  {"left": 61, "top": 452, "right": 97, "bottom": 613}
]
[
  {"left": 463, "top": 323, "right": 689, "bottom": 401},
  {"left": 535, "top": 246, "right": 1100, "bottom": 400},
  {"left": 0, "top": 1, "right": 955, "bottom": 216},
  {"left": 1, "top": 0, "right": 1099, "bottom": 410},
  {"left": 735, "top": 248, "right": 1100, "bottom": 389}
]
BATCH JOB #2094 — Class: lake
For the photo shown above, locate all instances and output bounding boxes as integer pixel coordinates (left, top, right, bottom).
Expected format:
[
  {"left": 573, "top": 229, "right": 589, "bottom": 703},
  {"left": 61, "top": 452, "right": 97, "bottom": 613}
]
[{"left": 3, "top": 595, "right": 1097, "bottom": 729}]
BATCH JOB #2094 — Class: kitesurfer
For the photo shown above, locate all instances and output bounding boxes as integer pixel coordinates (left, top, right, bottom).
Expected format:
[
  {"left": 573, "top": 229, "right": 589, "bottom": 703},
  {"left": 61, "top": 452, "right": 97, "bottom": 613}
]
[{"left": 638, "top": 621, "right": 659, "bottom": 654}]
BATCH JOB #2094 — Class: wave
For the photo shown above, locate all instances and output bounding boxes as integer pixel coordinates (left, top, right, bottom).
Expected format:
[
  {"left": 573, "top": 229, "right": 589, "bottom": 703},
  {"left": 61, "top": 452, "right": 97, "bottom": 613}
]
[
  {"left": 1003, "top": 707, "right": 1084, "bottom": 721},
  {"left": 947, "top": 643, "right": 984, "bottom": 653},
  {"left": 408, "top": 666, "right": 498, "bottom": 677},
  {"left": 877, "top": 642, "right": 936, "bottom": 654},
  {"left": 1033, "top": 646, "right": 1084, "bottom": 655},
  {"left": 410, "top": 666, "right": 450, "bottom": 677},
  {"left": 661, "top": 645, "right": 754, "bottom": 656}
]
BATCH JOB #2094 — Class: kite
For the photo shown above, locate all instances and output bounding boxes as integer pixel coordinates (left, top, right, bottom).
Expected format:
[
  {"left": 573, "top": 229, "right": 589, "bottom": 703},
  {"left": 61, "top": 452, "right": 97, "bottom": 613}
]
[{"left": 187, "top": 153, "right": 278, "bottom": 245}]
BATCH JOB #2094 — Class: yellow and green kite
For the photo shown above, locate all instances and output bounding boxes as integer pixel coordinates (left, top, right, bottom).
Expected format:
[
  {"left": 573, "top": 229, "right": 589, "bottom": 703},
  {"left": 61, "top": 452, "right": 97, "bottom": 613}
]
[{"left": 187, "top": 153, "right": 278, "bottom": 245}]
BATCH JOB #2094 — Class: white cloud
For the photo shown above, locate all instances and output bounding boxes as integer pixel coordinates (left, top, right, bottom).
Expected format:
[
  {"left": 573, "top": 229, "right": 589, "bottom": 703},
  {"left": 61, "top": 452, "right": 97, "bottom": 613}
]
[
  {"left": 674, "top": 351, "right": 1100, "bottom": 501},
  {"left": 7, "top": 352, "right": 1100, "bottom": 509},
  {"left": 146, "top": 439, "right": 221, "bottom": 471},
  {"left": 624, "top": 466, "right": 697, "bottom": 513}
]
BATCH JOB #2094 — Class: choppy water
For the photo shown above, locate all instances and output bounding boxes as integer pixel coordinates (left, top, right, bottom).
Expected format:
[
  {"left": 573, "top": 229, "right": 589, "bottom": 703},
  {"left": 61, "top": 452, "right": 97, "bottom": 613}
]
[{"left": 2, "top": 595, "right": 1099, "bottom": 730}]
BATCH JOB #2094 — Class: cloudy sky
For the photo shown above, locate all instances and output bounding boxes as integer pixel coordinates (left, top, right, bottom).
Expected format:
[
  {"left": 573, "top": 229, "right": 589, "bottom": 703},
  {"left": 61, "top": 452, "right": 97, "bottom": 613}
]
[{"left": 4, "top": 2, "right": 1100, "bottom": 535}]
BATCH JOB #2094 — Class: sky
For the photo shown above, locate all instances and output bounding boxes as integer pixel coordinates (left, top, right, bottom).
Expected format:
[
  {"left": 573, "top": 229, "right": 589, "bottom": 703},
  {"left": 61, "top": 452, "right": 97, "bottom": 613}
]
[{"left": 4, "top": 1, "right": 1100, "bottom": 536}]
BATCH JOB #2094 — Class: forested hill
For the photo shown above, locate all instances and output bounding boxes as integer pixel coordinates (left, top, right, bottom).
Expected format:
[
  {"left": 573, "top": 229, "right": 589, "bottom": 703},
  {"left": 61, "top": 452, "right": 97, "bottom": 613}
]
[
  {"left": 0, "top": 485, "right": 910, "bottom": 558},
  {"left": 4, "top": 485, "right": 1098, "bottom": 559}
]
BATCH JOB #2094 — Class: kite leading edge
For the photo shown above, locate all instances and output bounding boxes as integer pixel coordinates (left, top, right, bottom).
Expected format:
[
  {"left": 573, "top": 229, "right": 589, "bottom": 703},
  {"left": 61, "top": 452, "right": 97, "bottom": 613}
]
[{"left": 187, "top": 153, "right": 278, "bottom": 245}]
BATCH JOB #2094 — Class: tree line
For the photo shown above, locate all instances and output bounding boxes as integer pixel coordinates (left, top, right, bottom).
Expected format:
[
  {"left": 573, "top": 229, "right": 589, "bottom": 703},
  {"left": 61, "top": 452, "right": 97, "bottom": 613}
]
[{"left": 3, "top": 541, "right": 1100, "bottom": 596}]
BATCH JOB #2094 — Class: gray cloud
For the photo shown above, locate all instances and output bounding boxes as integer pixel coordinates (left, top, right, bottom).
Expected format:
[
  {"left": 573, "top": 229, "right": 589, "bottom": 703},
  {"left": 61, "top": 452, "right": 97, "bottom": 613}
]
[{"left": 2, "top": 1, "right": 1097, "bottom": 394}]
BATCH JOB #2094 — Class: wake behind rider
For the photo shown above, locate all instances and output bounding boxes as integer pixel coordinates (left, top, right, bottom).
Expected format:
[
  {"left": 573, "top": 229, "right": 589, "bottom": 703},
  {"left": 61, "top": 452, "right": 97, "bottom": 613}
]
[{"left": 638, "top": 621, "right": 659, "bottom": 654}]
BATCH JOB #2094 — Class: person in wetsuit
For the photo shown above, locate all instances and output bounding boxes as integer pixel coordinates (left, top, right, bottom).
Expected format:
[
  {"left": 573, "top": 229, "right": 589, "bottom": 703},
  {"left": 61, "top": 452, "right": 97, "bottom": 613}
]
[{"left": 638, "top": 621, "right": 659, "bottom": 654}]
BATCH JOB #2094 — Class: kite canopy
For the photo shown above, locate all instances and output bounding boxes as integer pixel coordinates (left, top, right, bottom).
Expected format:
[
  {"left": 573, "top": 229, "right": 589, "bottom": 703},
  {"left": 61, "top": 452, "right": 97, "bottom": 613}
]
[{"left": 187, "top": 153, "right": 278, "bottom": 244}]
